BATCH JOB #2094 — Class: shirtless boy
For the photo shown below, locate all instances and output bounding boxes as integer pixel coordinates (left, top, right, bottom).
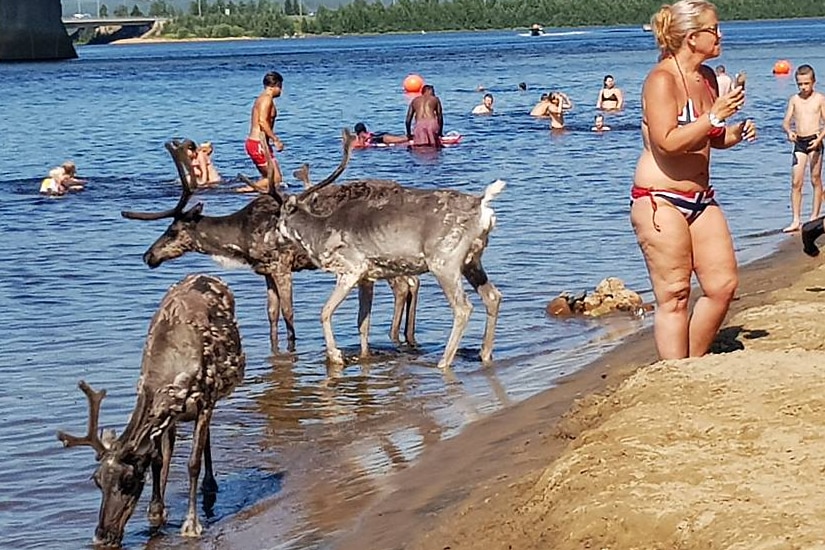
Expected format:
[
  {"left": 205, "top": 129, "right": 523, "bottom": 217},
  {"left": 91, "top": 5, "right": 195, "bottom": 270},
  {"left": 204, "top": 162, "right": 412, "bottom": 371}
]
[
  {"left": 241, "top": 71, "right": 284, "bottom": 193},
  {"left": 782, "top": 64, "right": 825, "bottom": 232},
  {"left": 406, "top": 85, "right": 443, "bottom": 147}
]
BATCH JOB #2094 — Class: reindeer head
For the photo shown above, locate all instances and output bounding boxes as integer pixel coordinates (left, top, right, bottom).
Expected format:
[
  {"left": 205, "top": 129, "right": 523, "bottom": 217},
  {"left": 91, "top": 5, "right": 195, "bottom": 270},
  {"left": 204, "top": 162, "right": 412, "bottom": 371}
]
[
  {"left": 122, "top": 140, "right": 203, "bottom": 269},
  {"left": 57, "top": 381, "right": 147, "bottom": 547}
]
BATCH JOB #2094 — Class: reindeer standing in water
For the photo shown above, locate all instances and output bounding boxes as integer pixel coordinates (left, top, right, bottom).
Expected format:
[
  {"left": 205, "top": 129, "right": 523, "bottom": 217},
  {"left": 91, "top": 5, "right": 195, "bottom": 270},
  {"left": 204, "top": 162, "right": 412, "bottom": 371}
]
[
  {"left": 122, "top": 140, "right": 418, "bottom": 358},
  {"left": 277, "top": 131, "right": 505, "bottom": 369},
  {"left": 57, "top": 274, "right": 245, "bottom": 546}
]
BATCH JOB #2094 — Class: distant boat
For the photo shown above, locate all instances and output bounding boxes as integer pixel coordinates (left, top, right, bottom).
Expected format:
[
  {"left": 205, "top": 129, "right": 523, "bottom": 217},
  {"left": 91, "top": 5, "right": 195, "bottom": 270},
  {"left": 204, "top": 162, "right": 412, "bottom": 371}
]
[{"left": 642, "top": 23, "right": 652, "bottom": 32}]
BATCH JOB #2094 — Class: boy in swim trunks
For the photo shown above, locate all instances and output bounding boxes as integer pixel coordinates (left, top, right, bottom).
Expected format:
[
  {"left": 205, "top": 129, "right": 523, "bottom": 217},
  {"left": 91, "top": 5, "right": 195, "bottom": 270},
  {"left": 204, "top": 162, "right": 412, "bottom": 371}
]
[
  {"left": 782, "top": 64, "right": 825, "bottom": 232},
  {"left": 240, "top": 71, "right": 284, "bottom": 193}
]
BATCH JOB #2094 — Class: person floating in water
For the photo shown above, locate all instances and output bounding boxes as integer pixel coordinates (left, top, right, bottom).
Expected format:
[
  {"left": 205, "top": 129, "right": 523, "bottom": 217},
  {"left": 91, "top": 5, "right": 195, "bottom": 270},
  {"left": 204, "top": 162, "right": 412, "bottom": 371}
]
[
  {"left": 782, "top": 64, "right": 825, "bottom": 233},
  {"left": 40, "top": 161, "right": 85, "bottom": 195},
  {"left": 472, "top": 93, "right": 494, "bottom": 115},
  {"left": 353, "top": 122, "right": 410, "bottom": 148},
  {"left": 406, "top": 84, "right": 443, "bottom": 147},
  {"left": 591, "top": 114, "right": 611, "bottom": 132}
]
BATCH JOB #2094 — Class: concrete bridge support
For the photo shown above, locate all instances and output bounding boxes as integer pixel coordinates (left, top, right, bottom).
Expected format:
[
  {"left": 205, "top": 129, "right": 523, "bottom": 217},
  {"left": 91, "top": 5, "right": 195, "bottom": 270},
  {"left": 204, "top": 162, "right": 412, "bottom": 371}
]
[{"left": 0, "top": 0, "right": 77, "bottom": 61}]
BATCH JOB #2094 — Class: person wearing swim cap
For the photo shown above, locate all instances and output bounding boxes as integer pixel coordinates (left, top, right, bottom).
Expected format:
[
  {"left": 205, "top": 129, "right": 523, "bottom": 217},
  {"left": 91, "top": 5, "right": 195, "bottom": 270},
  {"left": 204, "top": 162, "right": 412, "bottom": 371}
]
[{"left": 353, "top": 122, "right": 409, "bottom": 148}]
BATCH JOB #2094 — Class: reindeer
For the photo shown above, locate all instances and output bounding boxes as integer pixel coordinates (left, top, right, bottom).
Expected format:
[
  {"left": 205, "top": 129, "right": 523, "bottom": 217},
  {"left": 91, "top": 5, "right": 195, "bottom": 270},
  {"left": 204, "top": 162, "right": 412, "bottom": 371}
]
[
  {"left": 121, "top": 140, "right": 418, "bottom": 357},
  {"left": 276, "top": 130, "right": 505, "bottom": 369},
  {"left": 57, "top": 274, "right": 245, "bottom": 546}
]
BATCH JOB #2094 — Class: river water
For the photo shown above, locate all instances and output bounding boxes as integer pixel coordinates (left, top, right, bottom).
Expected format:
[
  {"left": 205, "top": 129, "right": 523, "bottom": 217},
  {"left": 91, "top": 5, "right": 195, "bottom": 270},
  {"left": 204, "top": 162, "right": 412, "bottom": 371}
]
[{"left": 0, "top": 19, "right": 821, "bottom": 550}]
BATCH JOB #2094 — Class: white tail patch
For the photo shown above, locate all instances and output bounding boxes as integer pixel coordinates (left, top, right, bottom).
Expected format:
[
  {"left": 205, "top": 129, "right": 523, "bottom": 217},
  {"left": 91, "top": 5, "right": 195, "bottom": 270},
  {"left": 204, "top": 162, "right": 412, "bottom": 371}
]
[
  {"left": 480, "top": 179, "right": 505, "bottom": 230},
  {"left": 210, "top": 255, "right": 248, "bottom": 270}
]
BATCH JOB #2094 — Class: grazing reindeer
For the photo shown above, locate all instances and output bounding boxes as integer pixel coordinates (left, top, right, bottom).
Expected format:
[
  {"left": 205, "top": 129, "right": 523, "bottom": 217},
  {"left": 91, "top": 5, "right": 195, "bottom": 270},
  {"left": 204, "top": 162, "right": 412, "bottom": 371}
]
[
  {"left": 122, "top": 140, "right": 418, "bottom": 356},
  {"left": 57, "top": 274, "right": 245, "bottom": 546},
  {"left": 277, "top": 130, "right": 505, "bottom": 369}
]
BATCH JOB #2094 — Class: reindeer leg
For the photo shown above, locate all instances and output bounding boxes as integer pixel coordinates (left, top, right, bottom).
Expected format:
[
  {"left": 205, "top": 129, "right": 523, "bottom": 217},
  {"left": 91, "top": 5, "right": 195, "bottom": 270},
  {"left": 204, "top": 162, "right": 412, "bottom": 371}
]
[
  {"left": 274, "top": 269, "right": 296, "bottom": 352},
  {"left": 181, "top": 409, "right": 212, "bottom": 538},
  {"left": 405, "top": 276, "right": 420, "bottom": 347},
  {"left": 321, "top": 272, "right": 362, "bottom": 367},
  {"left": 357, "top": 280, "right": 374, "bottom": 358},
  {"left": 432, "top": 266, "right": 473, "bottom": 369},
  {"left": 264, "top": 274, "right": 281, "bottom": 353},
  {"left": 387, "top": 278, "right": 405, "bottom": 345},
  {"left": 148, "top": 425, "right": 175, "bottom": 527},
  {"left": 463, "top": 261, "right": 501, "bottom": 363}
]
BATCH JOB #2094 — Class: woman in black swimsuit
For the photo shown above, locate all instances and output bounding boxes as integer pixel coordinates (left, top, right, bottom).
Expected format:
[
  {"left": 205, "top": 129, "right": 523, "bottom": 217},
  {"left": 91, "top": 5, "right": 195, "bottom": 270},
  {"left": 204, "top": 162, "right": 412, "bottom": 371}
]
[{"left": 597, "top": 74, "right": 624, "bottom": 111}]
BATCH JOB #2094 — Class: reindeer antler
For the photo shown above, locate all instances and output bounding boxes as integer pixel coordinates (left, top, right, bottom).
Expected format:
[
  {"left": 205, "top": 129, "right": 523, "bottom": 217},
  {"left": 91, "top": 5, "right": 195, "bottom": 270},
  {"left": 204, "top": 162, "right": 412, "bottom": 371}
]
[
  {"left": 292, "top": 163, "right": 311, "bottom": 189},
  {"left": 298, "top": 129, "right": 355, "bottom": 199},
  {"left": 57, "top": 380, "right": 110, "bottom": 460},
  {"left": 121, "top": 140, "right": 197, "bottom": 221}
]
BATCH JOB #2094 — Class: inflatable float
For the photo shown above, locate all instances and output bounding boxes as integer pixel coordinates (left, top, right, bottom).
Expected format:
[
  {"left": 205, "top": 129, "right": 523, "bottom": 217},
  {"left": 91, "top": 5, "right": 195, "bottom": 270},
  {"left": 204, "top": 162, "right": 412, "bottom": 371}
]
[{"left": 358, "top": 131, "right": 463, "bottom": 149}]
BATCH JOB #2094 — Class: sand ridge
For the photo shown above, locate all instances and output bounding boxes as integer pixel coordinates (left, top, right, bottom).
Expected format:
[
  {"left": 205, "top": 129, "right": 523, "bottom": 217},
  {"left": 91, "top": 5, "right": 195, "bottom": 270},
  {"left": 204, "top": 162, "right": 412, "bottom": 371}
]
[{"left": 406, "top": 261, "right": 825, "bottom": 549}]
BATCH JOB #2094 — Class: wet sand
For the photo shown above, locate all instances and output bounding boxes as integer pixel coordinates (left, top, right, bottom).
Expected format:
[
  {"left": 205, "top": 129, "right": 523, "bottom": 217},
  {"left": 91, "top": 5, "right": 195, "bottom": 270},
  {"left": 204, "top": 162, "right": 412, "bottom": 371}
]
[{"left": 203, "top": 234, "right": 824, "bottom": 549}]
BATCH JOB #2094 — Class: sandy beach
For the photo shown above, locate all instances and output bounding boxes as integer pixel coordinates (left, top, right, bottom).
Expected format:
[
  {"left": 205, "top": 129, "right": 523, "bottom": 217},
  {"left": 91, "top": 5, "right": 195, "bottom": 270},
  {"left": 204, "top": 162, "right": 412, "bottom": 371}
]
[
  {"left": 203, "top": 233, "right": 825, "bottom": 549},
  {"left": 326, "top": 236, "right": 825, "bottom": 550}
]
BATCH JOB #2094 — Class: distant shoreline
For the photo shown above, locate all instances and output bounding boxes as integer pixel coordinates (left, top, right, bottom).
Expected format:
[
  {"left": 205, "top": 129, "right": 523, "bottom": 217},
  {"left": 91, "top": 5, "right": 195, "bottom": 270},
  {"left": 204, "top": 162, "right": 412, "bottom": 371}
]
[{"left": 110, "top": 36, "right": 265, "bottom": 45}]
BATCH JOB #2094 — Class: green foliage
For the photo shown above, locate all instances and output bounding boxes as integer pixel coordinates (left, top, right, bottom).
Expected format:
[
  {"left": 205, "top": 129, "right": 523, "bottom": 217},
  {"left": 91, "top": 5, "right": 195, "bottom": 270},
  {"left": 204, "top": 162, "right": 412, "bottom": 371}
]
[
  {"left": 113, "top": 5, "right": 129, "bottom": 16},
  {"left": 160, "top": 0, "right": 825, "bottom": 39},
  {"left": 130, "top": 4, "right": 144, "bottom": 16},
  {"left": 99, "top": 4, "right": 109, "bottom": 16}
]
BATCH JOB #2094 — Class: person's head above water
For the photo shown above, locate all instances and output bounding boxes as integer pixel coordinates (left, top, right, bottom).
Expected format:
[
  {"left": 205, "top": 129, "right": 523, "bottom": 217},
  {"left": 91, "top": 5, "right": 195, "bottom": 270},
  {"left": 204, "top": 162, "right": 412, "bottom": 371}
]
[
  {"left": 354, "top": 122, "right": 368, "bottom": 135},
  {"left": 421, "top": 84, "right": 435, "bottom": 95}
]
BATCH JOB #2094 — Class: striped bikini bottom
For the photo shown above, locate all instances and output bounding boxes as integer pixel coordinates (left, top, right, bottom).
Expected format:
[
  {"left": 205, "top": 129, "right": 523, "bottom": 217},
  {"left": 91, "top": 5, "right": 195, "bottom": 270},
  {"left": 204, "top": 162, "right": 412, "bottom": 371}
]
[{"left": 631, "top": 185, "right": 717, "bottom": 231}]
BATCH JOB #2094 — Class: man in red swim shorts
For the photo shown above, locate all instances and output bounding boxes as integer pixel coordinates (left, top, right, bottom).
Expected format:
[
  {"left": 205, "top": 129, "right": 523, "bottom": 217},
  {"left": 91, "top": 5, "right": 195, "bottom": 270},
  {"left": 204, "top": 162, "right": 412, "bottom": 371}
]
[
  {"left": 406, "top": 84, "right": 444, "bottom": 147},
  {"left": 240, "top": 71, "right": 284, "bottom": 193}
]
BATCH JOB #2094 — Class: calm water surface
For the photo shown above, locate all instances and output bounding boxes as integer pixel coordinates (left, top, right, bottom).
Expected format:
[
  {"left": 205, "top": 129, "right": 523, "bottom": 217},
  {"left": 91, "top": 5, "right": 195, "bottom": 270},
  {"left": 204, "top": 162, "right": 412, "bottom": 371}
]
[{"left": 1, "top": 19, "right": 821, "bottom": 549}]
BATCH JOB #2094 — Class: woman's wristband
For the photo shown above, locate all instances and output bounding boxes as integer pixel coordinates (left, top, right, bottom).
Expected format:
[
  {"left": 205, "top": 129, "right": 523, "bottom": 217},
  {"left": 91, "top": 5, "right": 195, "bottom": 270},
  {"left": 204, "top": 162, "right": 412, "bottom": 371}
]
[{"left": 708, "top": 112, "right": 726, "bottom": 128}]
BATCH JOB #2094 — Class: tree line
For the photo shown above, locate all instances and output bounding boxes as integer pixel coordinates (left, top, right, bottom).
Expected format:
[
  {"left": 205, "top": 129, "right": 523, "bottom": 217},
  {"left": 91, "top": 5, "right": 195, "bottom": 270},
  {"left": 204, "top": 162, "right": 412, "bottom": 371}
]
[{"left": 95, "top": 0, "right": 825, "bottom": 38}]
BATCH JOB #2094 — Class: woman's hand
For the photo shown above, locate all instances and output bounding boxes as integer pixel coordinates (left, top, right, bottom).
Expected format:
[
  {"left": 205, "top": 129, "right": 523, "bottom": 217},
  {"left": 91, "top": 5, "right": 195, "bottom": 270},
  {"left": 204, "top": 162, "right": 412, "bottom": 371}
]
[
  {"left": 711, "top": 86, "right": 745, "bottom": 122},
  {"left": 737, "top": 119, "right": 757, "bottom": 143}
]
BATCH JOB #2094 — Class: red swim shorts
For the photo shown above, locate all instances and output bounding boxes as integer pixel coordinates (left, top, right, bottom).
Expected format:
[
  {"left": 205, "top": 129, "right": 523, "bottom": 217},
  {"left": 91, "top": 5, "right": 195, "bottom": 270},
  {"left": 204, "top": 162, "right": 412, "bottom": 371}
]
[{"left": 245, "top": 138, "right": 273, "bottom": 168}]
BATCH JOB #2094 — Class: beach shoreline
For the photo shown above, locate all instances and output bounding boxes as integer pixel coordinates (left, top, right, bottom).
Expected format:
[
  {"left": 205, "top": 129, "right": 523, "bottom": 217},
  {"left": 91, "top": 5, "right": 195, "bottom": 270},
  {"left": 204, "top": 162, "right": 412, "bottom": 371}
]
[{"left": 203, "top": 233, "right": 818, "bottom": 549}]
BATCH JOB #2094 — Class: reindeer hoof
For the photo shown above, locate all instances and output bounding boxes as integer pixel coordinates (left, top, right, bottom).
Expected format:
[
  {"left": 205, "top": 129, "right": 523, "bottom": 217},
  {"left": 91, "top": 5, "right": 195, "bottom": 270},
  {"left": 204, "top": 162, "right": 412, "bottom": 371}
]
[
  {"left": 147, "top": 502, "right": 167, "bottom": 527},
  {"left": 181, "top": 515, "right": 203, "bottom": 538}
]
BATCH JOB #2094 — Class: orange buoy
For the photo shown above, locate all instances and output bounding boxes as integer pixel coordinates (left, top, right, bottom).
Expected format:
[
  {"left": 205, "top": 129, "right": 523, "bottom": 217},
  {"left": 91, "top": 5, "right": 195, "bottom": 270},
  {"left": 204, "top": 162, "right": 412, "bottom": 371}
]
[
  {"left": 403, "top": 74, "right": 424, "bottom": 93},
  {"left": 773, "top": 60, "right": 791, "bottom": 75}
]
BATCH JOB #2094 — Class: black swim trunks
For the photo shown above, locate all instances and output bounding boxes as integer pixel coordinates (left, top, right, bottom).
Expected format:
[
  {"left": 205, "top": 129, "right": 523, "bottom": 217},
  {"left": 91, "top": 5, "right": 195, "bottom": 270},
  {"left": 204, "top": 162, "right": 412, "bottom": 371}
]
[{"left": 793, "top": 134, "right": 823, "bottom": 155}]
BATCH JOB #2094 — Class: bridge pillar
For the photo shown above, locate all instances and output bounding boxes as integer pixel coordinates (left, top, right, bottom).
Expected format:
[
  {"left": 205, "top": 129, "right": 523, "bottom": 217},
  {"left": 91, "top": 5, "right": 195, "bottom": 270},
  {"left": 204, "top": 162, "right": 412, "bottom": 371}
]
[{"left": 0, "top": 0, "right": 77, "bottom": 61}]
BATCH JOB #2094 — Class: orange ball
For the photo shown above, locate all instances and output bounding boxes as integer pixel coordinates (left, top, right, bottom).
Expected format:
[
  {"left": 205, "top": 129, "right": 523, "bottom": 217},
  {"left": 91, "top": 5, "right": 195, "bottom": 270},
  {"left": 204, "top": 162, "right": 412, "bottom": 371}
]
[
  {"left": 403, "top": 74, "right": 424, "bottom": 93},
  {"left": 773, "top": 60, "right": 791, "bottom": 75}
]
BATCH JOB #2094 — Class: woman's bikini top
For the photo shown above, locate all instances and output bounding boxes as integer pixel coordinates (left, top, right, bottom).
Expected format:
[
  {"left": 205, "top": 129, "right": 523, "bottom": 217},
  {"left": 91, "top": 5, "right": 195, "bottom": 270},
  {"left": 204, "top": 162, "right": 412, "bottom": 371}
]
[
  {"left": 601, "top": 89, "right": 619, "bottom": 102},
  {"left": 675, "top": 60, "right": 725, "bottom": 139}
]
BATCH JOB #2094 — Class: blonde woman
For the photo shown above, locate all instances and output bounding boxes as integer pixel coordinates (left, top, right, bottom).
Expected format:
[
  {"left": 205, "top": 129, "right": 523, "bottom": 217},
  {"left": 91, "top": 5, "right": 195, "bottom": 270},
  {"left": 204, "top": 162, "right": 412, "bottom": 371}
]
[
  {"left": 196, "top": 142, "right": 222, "bottom": 185},
  {"left": 630, "top": 0, "right": 756, "bottom": 359}
]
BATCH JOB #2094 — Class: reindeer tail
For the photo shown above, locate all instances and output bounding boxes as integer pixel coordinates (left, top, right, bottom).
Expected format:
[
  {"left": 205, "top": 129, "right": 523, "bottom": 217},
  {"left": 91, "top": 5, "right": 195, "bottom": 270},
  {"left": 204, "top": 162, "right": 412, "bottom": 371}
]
[
  {"left": 481, "top": 179, "right": 506, "bottom": 207},
  {"left": 480, "top": 179, "right": 505, "bottom": 230}
]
